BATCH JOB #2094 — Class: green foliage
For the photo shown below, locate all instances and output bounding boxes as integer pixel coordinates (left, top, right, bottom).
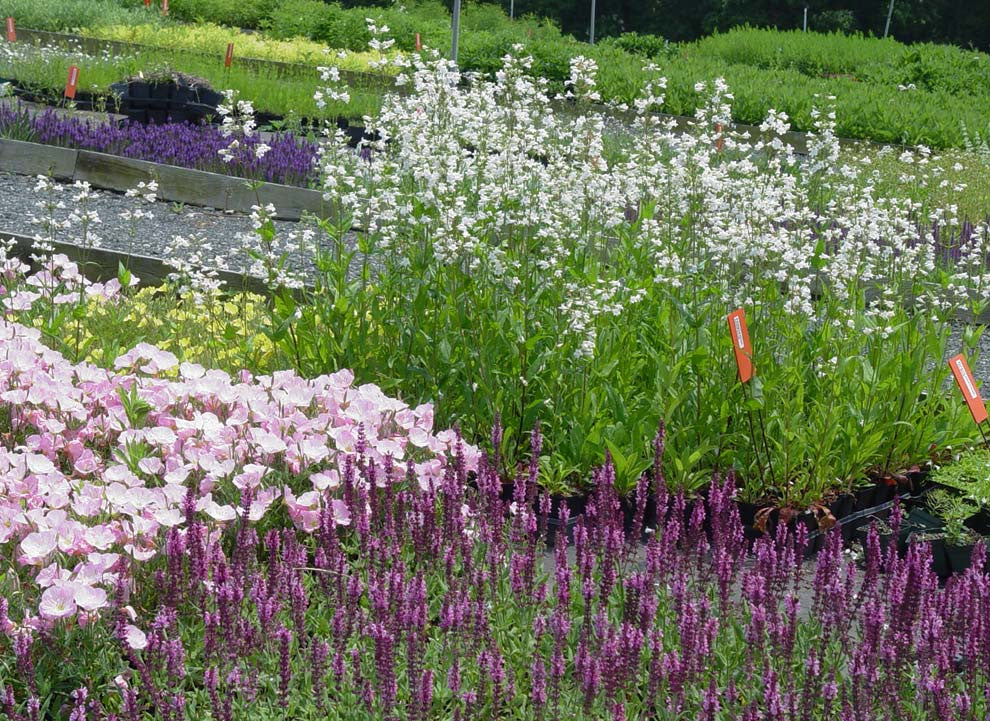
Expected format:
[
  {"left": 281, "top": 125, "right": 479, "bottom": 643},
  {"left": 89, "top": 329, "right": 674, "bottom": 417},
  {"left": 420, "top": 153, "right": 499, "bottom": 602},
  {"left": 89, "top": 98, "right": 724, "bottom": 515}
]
[
  {"left": 265, "top": 0, "right": 333, "bottom": 41},
  {"left": 0, "top": 0, "right": 159, "bottom": 31},
  {"left": 928, "top": 449, "right": 990, "bottom": 545},
  {"left": 928, "top": 489, "right": 981, "bottom": 545},
  {"left": 931, "top": 450, "right": 990, "bottom": 503},
  {"left": 0, "top": 38, "right": 381, "bottom": 121},
  {"left": 150, "top": 0, "right": 280, "bottom": 29},
  {"left": 598, "top": 31, "right": 673, "bottom": 60}
]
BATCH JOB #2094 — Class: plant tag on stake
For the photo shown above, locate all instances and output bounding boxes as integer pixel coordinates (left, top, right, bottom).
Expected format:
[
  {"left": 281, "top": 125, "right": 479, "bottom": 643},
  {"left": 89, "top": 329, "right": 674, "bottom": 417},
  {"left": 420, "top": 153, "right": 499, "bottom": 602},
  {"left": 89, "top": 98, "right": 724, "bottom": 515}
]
[
  {"left": 5, "top": 17, "right": 14, "bottom": 42},
  {"left": 415, "top": 33, "right": 422, "bottom": 51},
  {"left": 64, "top": 65, "right": 79, "bottom": 100},
  {"left": 225, "top": 43, "right": 234, "bottom": 68},
  {"left": 949, "top": 353, "right": 988, "bottom": 424},
  {"left": 162, "top": 0, "right": 169, "bottom": 16},
  {"left": 727, "top": 308, "right": 753, "bottom": 383},
  {"left": 144, "top": 0, "right": 150, "bottom": 7}
]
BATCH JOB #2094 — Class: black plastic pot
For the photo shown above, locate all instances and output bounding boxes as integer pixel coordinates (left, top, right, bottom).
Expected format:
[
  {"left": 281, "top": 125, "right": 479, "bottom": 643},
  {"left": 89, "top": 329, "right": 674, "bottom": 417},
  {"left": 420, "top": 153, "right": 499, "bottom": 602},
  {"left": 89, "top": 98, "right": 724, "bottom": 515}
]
[
  {"left": 852, "top": 484, "right": 877, "bottom": 512},
  {"left": 946, "top": 543, "right": 976, "bottom": 575},
  {"left": 125, "top": 108, "right": 147, "bottom": 124},
  {"left": 109, "top": 81, "right": 128, "bottom": 100},
  {"left": 965, "top": 511, "right": 990, "bottom": 536},
  {"left": 184, "top": 102, "right": 217, "bottom": 122},
  {"left": 853, "top": 523, "right": 896, "bottom": 556},
  {"left": 171, "top": 86, "right": 196, "bottom": 105},
  {"left": 541, "top": 494, "right": 586, "bottom": 549},
  {"left": 545, "top": 516, "right": 580, "bottom": 549},
  {"left": 929, "top": 537, "right": 950, "bottom": 578},
  {"left": 147, "top": 109, "right": 169, "bottom": 125},
  {"left": 195, "top": 87, "right": 223, "bottom": 107},
  {"left": 128, "top": 81, "right": 150, "bottom": 99},
  {"left": 167, "top": 109, "right": 190, "bottom": 124},
  {"left": 829, "top": 493, "right": 857, "bottom": 540},
  {"left": 150, "top": 82, "right": 172, "bottom": 100},
  {"left": 620, "top": 495, "right": 659, "bottom": 543}
]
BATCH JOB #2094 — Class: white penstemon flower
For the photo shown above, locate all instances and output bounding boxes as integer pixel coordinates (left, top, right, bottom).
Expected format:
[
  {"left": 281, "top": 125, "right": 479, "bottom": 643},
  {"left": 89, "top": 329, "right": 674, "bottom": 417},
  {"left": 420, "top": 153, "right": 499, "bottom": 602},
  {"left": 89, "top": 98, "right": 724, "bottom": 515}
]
[
  {"left": 217, "top": 89, "right": 261, "bottom": 163},
  {"left": 567, "top": 56, "right": 601, "bottom": 104},
  {"left": 315, "top": 65, "right": 351, "bottom": 108}
]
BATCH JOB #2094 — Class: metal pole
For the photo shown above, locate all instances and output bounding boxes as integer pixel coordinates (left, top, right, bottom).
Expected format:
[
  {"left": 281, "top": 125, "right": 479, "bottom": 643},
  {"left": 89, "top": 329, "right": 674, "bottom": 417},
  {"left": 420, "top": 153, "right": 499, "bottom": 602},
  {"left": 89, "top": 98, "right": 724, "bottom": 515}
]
[
  {"left": 589, "top": 0, "right": 596, "bottom": 44},
  {"left": 451, "top": 0, "right": 461, "bottom": 63},
  {"left": 884, "top": 0, "right": 895, "bottom": 38},
  {"left": 803, "top": 6, "right": 808, "bottom": 31},
  {"left": 510, "top": 0, "right": 514, "bottom": 20}
]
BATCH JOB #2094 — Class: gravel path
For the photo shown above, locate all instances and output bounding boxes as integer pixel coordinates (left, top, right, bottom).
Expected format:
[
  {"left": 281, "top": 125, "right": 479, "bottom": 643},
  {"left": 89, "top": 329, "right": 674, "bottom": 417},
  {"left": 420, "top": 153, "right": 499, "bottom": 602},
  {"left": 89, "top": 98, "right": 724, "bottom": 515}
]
[{"left": 0, "top": 170, "right": 360, "bottom": 282}]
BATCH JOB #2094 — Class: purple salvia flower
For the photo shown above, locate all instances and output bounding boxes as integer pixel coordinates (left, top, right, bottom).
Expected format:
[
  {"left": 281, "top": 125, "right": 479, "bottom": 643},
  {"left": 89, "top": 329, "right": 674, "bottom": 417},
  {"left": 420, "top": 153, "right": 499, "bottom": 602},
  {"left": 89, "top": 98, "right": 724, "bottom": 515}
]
[
  {"left": 68, "top": 687, "right": 88, "bottom": 721},
  {"left": 311, "top": 640, "right": 330, "bottom": 710},
  {"left": 276, "top": 625, "right": 293, "bottom": 702}
]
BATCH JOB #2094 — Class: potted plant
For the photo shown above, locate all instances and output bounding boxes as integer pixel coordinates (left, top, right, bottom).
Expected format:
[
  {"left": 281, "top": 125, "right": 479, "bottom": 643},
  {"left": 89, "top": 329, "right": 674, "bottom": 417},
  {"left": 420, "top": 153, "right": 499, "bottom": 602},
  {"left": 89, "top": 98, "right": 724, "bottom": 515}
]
[
  {"left": 927, "top": 489, "right": 981, "bottom": 575},
  {"left": 929, "top": 450, "right": 990, "bottom": 533}
]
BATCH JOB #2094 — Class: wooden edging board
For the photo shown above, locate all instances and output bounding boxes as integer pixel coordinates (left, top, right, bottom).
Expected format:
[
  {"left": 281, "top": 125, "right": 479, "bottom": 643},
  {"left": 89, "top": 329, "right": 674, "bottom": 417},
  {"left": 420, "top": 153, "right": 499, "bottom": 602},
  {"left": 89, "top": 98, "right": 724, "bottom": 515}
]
[
  {"left": 0, "top": 137, "right": 330, "bottom": 222},
  {"left": 0, "top": 228, "right": 275, "bottom": 296}
]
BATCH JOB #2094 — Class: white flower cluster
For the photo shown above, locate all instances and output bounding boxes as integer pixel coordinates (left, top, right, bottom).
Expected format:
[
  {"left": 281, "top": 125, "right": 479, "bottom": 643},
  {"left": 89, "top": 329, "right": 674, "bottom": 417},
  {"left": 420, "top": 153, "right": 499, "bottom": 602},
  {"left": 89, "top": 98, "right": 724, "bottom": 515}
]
[
  {"left": 366, "top": 17, "right": 396, "bottom": 71},
  {"left": 303, "top": 45, "right": 989, "bottom": 373},
  {"left": 315, "top": 65, "right": 351, "bottom": 108},
  {"left": 217, "top": 89, "right": 270, "bottom": 162},
  {"left": 567, "top": 56, "right": 601, "bottom": 104}
]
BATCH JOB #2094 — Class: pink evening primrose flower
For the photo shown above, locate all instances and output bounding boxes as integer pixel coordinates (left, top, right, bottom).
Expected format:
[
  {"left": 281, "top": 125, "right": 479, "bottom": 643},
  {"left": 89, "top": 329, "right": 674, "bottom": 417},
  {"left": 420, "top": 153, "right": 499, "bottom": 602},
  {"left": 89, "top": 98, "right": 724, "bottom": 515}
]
[
  {"left": 20, "top": 531, "right": 58, "bottom": 565},
  {"left": 124, "top": 624, "right": 148, "bottom": 650},
  {"left": 72, "top": 583, "right": 108, "bottom": 612},
  {"left": 39, "top": 585, "right": 76, "bottom": 620}
]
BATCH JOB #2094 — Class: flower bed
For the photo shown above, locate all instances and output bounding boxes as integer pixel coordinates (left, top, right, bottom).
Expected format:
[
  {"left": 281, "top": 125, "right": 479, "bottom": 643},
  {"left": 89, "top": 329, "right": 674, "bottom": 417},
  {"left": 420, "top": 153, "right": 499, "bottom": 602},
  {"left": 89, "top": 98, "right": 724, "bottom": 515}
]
[
  {"left": 1, "top": 386, "right": 987, "bottom": 717},
  {"left": 0, "top": 314, "right": 475, "bottom": 621},
  {"left": 0, "top": 105, "right": 319, "bottom": 187}
]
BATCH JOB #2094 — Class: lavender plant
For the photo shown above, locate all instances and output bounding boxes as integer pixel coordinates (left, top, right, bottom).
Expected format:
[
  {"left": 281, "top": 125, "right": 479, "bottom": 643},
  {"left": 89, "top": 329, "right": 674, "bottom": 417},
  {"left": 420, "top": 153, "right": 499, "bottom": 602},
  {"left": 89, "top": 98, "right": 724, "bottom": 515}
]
[{"left": 0, "top": 105, "right": 319, "bottom": 187}]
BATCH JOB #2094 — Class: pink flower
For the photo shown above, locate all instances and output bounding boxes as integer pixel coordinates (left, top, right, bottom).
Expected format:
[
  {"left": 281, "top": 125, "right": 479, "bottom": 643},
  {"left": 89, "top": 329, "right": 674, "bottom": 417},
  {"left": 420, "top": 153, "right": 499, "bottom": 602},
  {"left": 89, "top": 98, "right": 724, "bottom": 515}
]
[
  {"left": 72, "top": 583, "right": 108, "bottom": 612},
  {"left": 331, "top": 499, "right": 351, "bottom": 526},
  {"left": 250, "top": 428, "right": 287, "bottom": 455},
  {"left": 20, "top": 531, "right": 57, "bottom": 564},
  {"left": 124, "top": 624, "right": 147, "bottom": 650},
  {"left": 84, "top": 525, "right": 116, "bottom": 551},
  {"left": 39, "top": 586, "right": 76, "bottom": 620}
]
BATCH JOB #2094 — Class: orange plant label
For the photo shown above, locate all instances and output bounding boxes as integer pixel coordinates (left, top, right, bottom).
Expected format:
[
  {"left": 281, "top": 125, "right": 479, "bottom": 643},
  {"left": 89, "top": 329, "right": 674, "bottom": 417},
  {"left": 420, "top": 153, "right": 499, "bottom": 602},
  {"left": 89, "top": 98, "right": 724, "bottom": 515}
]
[
  {"left": 716, "top": 122, "right": 724, "bottom": 153},
  {"left": 950, "top": 354, "right": 988, "bottom": 424},
  {"left": 727, "top": 308, "right": 753, "bottom": 383},
  {"left": 64, "top": 65, "right": 79, "bottom": 100},
  {"left": 5, "top": 17, "right": 14, "bottom": 42},
  {"left": 162, "top": 0, "right": 169, "bottom": 15},
  {"left": 415, "top": 33, "right": 422, "bottom": 51},
  {"left": 225, "top": 43, "right": 234, "bottom": 67},
  {"left": 144, "top": 0, "right": 150, "bottom": 6}
]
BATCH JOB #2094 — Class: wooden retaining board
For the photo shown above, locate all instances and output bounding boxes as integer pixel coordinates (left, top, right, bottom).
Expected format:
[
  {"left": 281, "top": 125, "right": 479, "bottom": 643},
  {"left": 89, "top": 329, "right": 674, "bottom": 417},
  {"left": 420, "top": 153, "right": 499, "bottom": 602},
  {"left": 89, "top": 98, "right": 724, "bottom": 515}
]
[
  {"left": 0, "top": 138, "right": 332, "bottom": 222},
  {"left": 0, "top": 228, "right": 274, "bottom": 296},
  {"left": 0, "top": 138, "right": 78, "bottom": 179}
]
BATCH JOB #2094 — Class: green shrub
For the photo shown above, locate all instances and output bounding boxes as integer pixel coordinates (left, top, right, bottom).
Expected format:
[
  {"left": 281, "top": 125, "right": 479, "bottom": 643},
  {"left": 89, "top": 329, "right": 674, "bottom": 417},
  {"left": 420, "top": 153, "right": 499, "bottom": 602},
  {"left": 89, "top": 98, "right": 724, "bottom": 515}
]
[
  {"left": 0, "top": 0, "right": 157, "bottom": 32},
  {"left": 160, "top": 0, "right": 280, "bottom": 29},
  {"left": 266, "top": 0, "right": 330, "bottom": 40},
  {"left": 599, "top": 31, "right": 672, "bottom": 60}
]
